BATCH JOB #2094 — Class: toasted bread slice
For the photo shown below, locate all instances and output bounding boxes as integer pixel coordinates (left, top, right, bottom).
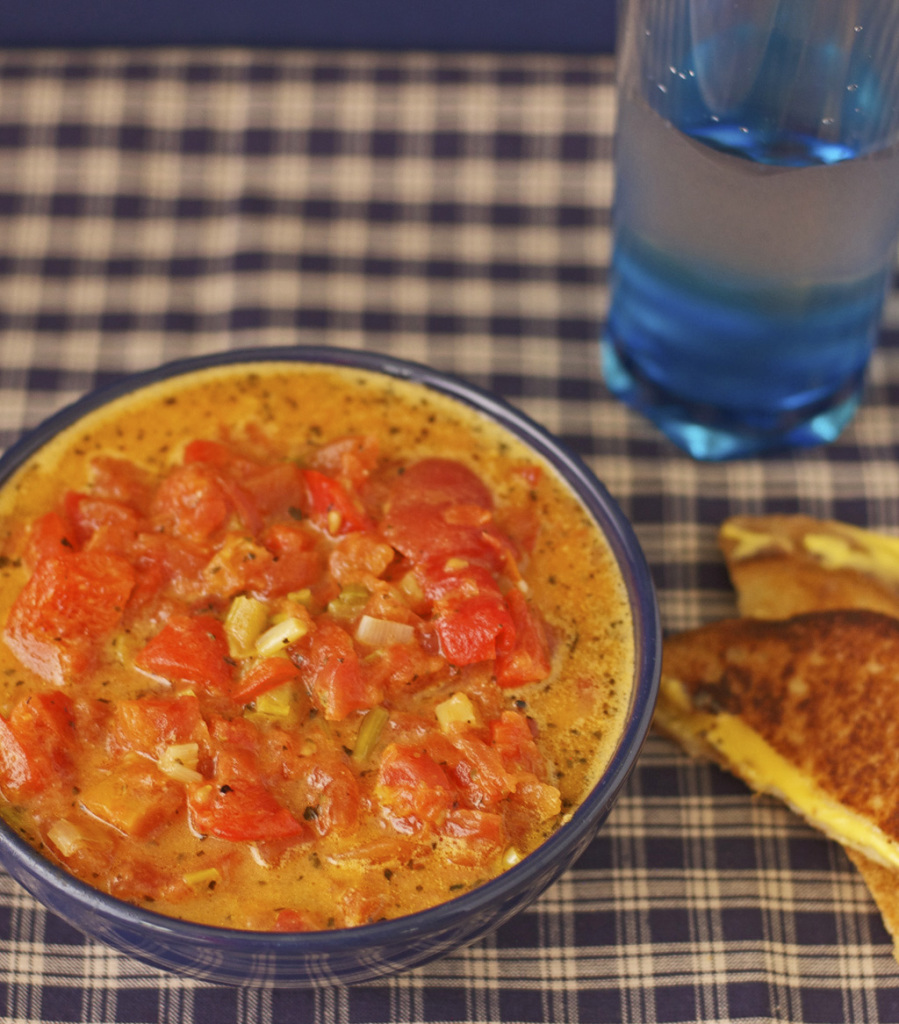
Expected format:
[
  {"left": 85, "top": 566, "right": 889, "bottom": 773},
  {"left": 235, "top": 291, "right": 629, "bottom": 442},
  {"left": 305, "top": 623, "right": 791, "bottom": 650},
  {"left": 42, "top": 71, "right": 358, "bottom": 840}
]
[
  {"left": 716, "top": 514, "right": 899, "bottom": 955},
  {"left": 719, "top": 514, "right": 899, "bottom": 621},
  {"left": 659, "top": 609, "right": 899, "bottom": 870},
  {"left": 659, "top": 607, "right": 899, "bottom": 955}
]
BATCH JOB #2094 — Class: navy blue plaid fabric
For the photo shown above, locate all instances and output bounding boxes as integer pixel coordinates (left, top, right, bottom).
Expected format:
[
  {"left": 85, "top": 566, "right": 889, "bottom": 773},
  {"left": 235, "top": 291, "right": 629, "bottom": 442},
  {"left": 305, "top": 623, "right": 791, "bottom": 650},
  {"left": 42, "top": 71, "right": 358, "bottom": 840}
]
[{"left": 1, "top": 47, "right": 899, "bottom": 1024}]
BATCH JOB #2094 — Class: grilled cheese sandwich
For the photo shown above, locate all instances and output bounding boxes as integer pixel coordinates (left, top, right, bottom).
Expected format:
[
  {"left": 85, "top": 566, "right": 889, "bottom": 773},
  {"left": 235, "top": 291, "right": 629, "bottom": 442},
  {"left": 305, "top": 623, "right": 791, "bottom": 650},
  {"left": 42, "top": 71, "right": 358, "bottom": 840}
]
[
  {"left": 658, "top": 514, "right": 899, "bottom": 961},
  {"left": 657, "top": 672, "right": 899, "bottom": 873}
]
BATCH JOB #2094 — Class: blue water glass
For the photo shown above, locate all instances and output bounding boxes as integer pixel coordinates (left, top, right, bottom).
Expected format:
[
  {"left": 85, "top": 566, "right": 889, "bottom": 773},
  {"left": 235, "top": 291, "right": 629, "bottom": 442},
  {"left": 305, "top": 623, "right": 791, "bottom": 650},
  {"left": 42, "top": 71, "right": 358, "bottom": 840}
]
[{"left": 601, "top": 0, "right": 899, "bottom": 459}]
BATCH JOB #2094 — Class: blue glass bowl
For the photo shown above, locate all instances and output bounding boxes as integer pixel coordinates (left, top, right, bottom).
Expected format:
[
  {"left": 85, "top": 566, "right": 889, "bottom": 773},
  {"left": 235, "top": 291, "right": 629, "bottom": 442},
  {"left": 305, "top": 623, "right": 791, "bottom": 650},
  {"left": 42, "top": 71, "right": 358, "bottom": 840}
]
[{"left": 0, "top": 346, "right": 660, "bottom": 987}]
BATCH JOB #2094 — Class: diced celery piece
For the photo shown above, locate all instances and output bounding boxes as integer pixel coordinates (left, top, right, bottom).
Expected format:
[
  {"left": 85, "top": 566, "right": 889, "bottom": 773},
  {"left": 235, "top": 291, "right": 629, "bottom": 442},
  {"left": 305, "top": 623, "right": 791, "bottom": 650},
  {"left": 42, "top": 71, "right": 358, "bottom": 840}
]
[
  {"left": 224, "top": 595, "right": 269, "bottom": 658},
  {"left": 158, "top": 742, "right": 202, "bottom": 784},
  {"left": 353, "top": 705, "right": 390, "bottom": 762},
  {"left": 327, "top": 584, "right": 370, "bottom": 621},
  {"left": 183, "top": 867, "right": 222, "bottom": 890},
  {"left": 355, "top": 615, "right": 414, "bottom": 647},
  {"left": 255, "top": 616, "right": 308, "bottom": 657},
  {"left": 47, "top": 819, "right": 85, "bottom": 857},
  {"left": 435, "top": 692, "right": 478, "bottom": 732},
  {"left": 398, "top": 572, "right": 424, "bottom": 605},
  {"left": 502, "top": 847, "right": 523, "bottom": 869},
  {"left": 254, "top": 682, "right": 294, "bottom": 718}
]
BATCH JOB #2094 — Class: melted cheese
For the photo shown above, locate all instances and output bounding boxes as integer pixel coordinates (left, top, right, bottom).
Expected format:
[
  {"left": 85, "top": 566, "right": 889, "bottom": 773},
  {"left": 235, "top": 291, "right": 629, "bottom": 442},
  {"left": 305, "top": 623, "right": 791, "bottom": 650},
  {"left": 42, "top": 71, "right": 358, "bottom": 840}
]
[
  {"left": 722, "top": 516, "right": 899, "bottom": 590},
  {"left": 719, "top": 522, "right": 789, "bottom": 561},
  {"left": 802, "top": 529, "right": 899, "bottom": 583},
  {"left": 657, "top": 676, "right": 899, "bottom": 871}
]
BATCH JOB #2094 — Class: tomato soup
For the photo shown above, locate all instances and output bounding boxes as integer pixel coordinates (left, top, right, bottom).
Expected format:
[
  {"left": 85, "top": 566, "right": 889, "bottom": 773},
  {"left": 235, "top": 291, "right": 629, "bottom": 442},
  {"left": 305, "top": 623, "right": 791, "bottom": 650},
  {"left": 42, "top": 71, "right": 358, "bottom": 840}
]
[{"left": 0, "top": 362, "right": 633, "bottom": 931}]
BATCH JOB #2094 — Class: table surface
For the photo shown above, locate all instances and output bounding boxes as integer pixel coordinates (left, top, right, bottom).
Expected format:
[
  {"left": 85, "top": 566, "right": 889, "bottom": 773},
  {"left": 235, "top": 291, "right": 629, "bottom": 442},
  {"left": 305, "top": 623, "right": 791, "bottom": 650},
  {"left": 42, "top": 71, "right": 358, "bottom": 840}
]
[{"left": 1, "top": 47, "right": 899, "bottom": 1024}]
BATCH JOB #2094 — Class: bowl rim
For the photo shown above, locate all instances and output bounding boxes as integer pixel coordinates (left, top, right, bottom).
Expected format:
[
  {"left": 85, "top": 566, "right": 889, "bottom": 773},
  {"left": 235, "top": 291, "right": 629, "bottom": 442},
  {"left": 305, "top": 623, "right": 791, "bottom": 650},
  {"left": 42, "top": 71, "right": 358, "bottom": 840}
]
[{"left": 0, "top": 344, "right": 661, "bottom": 955}]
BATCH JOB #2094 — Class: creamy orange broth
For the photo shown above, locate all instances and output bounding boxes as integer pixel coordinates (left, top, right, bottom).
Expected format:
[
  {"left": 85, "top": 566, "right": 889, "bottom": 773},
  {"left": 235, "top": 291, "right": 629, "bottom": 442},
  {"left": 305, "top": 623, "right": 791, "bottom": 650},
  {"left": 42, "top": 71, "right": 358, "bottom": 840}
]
[{"left": 0, "top": 362, "right": 633, "bottom": 929}]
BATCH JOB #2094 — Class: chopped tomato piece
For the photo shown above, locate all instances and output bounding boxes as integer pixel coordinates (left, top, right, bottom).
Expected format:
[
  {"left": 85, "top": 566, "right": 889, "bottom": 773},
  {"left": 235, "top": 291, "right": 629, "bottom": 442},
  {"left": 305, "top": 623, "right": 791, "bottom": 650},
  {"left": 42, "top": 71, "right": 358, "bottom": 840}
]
[
  {"left": 64, "top": 492, "right": 142, "bottom": 554},
  {"left": 387, "top": 458, "right": 494, "bottom": 511},
  {"left": 0, "top": 717, "right": 35, "bottom": 797},
  {"left": 4, "top": 551, "right": 135, "bottom": 685},
  {"left": 272, "top": 908, "right": 321, "bottom": 932},
  {"left": 243, "top": 463, "right": 307, "bottom": 520},
  {"left": 0, "top": 692, "right": 77, "bottom": 797},
  {"left": 442, "top": 806, "right": 505, "bottom": 841},
  {"left": 134, "top": 614, "right": 233, "bottom": 692},
  {"left": 213, "top": 474, "right": 263, "bottom": 536},
  {"left": 362, "top": 585, "right": 421, "bottom": 626},
  {"left": 445, "top": 730, "right": 514, "bottom": 808},
  {"left": 489, "top": 708, "right": 544, "bottom": 770},
  {"left": 262, "top": 522, "right": 316, "bottom": 556},
  {"left": 376, "top": 742, "right": 455, "bottom": 830},
  {"left": 417, "top": 562, "right": 514, "bottom": 665},
  {"left": 489, "top": 709, "right": 545, "bottom": 777},
  {"left": 363, "top": 642, "right": 445, "bottom": 698},
  {"left": 89, "top": 455, "right": 155, "bottom": 511},
  {"left": 199, "top": 534, "right": 276, "bottom": 600},
  {"left": 508, "top": 775, "right": 562, "bottom": 822},
  {"left": 439, "top": 807, "right": 505, "bottom": 866},
  {"left": 436, "top": 594, "right": 512, "bottom": 664},
  {"left": 495, "top": 588, "right": 552, "bottom": 687},
  {"left": 299, "top": 752, "right": 360, "bottom": 836},
  {"left": 382, "top": 503, "right": 498, "bottom": 569},
  {"left": 303, "top": 469, "right": 373, "bottom": 535},
  {"left": 257, "top": 523, "right": 323, "bottom": 596},
  {"left": 80, "top": 758, "right": 184, "bottom": 838},
  {"left": 187, "top": 778, "right": 306, "bottom": 842},
  {"left": 309, "top": 435, "right": 379, "bottom": 489},
  {"left": 202, "top": 528, "right": 321, "bottom": 602},
  {"left": 328, "top": 533, "right": 395, "bottom": 585},
  {"left": 339, "top": 887, "right": 388, "bottom": 928},
  {"left": 182, "top": 438, "right": 239, "bottom": 466},
  {"left": 209, "top": 715, "right": 262, "bottom": 759},
  {"left": 152, "top": 464, "right": 232, "bottom": 542},
  {"left": 112, "top": 694, "right": 208, "bottom": 758},
  {"left": 294, "top": 621, "right": 382, "bottom": 720},
  {"left": 382, "top": 458, "right": 513, "bottom": 570},
  {"left": 183, "top": 438, "right": 266, "bottom": 486},
  {"left": 129, "top": 532, "right": 208, "bottom": 607},
  {"left": 233, "top": 657, "right": 300, "bottom": 704},
  {"left": 24, "top": 511, "right": 78, "bottom": 567}
]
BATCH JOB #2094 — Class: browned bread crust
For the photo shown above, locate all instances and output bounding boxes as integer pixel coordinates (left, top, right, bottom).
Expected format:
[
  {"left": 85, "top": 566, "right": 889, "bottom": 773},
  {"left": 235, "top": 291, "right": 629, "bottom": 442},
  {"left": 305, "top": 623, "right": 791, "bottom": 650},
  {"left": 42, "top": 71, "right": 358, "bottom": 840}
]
[
  {"left": 719, "top": 514, "right": 899, "bottom": 621},
  {"left": 668, "top": 514, "right": 899, "bottom": 960},
  {"left": 662, "top": 609, "right": 899, "bottom": 846}
]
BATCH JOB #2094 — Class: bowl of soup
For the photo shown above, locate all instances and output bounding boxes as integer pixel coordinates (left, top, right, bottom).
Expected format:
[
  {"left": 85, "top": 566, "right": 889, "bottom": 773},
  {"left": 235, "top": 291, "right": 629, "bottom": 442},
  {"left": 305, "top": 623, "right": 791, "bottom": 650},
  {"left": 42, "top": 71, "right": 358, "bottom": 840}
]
[{"left": 0, "top": 346, "right": 659, "bottom": 987}]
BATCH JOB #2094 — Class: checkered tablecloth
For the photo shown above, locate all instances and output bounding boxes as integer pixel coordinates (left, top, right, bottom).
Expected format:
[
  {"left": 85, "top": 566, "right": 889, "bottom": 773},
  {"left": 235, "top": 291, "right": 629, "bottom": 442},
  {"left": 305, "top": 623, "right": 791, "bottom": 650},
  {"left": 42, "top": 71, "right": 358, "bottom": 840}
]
[{"left": 1, "top": 46, "right": 899, "bottom": 1024}]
